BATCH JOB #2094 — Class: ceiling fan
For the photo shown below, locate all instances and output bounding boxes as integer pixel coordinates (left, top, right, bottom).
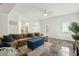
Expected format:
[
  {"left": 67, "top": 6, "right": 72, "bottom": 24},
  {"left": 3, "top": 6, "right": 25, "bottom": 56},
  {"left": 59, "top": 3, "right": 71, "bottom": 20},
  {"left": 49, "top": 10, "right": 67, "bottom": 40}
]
[
  {"left": 44, "top": 9, "right": 48, "bottom": 16},
  {"left": 43, "top": 9, "right": 52, "bottom": 17},
  {"left": 33, "top": 7, "right": 52, "bottom": 16}
]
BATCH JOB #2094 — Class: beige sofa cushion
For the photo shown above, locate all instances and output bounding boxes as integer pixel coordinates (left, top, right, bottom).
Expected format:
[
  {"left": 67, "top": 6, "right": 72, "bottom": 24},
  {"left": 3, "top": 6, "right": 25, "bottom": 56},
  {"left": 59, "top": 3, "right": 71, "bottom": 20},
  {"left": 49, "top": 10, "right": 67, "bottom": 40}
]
[
  {"left": 12, "top": 38, "right": 28, "bottom": 48},
  {"left": 0, "top": 36, "right": 3, "bottom": 44},
  {"left": 0, "top": 38, "right": 2, "bottom": 43},
  {"left": 12, "top": 40, "right": 18, "bottom": 48}
]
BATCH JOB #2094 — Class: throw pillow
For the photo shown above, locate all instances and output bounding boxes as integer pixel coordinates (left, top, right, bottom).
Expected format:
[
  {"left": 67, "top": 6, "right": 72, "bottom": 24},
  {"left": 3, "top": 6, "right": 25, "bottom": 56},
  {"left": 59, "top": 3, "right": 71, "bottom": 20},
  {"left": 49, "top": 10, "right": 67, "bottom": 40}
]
[{"left": 4, "top": 34, "right": 14, "bottom": 42}]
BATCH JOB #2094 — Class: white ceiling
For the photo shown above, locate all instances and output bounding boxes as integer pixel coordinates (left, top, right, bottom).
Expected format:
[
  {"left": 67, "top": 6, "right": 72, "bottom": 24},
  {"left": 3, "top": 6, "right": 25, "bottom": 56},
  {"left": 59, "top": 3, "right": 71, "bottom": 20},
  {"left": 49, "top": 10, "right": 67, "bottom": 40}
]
[
  {"left": 12, "top": 3, "right": 79, "bottom": 20},
  {"left": 1, "top": 3, "right": 79, "bottom": 19},
  {"left": 0, "top": 3, "right": 15, "bottom": 14}
]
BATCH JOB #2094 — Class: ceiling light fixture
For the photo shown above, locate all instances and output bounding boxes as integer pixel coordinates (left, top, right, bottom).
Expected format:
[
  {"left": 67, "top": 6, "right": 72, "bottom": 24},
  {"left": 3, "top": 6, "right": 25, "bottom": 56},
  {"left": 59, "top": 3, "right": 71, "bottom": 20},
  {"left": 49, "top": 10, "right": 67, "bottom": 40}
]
[{"left": 44, "top": 10, "right": 48, "bottom": 16}]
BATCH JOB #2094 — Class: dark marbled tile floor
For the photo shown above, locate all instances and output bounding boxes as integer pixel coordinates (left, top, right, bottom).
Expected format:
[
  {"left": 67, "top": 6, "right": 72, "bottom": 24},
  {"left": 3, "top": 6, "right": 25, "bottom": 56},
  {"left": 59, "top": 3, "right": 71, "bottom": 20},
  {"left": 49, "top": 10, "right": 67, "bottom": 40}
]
[{"left": 42, "top": 38, "right": 76, "bottom": 56}]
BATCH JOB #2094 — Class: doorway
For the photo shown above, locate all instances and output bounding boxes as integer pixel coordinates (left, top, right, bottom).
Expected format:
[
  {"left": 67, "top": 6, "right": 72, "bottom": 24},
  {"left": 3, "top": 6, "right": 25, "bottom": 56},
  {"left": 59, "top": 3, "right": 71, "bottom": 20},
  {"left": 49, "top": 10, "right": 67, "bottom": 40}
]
[{"left": 18, "top": 21, "right": 29, "bottom": 34}]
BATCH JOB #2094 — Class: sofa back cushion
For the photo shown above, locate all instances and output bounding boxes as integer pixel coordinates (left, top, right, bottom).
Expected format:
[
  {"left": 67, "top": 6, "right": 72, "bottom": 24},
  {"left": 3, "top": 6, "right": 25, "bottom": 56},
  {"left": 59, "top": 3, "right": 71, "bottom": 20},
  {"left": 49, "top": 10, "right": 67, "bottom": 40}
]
[
  {"left": 11, "top": 34, "right": 23, "bottom": 40},
  {"left": 27, "top": 33, "right": 34, "bottom": 37},
  {"left": 4, "top": 34, "right": 14, "bottom": 42},
  {"left": 34, "top": 32, "right": 40, "bottom": 36},
  {"left": 22, "top": 34, "right": 28, "bottom": 38}
]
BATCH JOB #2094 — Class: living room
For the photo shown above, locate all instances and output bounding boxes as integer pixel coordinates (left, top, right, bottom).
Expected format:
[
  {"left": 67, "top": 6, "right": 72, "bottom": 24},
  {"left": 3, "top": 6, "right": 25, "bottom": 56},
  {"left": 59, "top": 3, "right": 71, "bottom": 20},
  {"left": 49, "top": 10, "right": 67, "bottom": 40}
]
[{"left": 0, "top": 3, "right": 79, "bottom": 56}]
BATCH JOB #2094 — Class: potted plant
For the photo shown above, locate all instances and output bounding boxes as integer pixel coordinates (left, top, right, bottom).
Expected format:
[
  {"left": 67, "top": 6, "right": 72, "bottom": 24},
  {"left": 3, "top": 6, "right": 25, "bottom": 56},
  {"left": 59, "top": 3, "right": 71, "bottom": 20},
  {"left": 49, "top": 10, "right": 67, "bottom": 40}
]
[
  {"left": 69, "top": 22, "right": 79, "bottom": 42},
  {"left": 69, "top": 22, "right": 79, "bottom": 55}
]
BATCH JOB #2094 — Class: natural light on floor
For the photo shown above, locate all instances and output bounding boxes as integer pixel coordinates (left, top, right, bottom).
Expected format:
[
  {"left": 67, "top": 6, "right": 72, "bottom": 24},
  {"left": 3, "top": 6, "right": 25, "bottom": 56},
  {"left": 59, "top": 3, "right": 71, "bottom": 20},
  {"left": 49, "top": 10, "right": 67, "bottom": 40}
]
[{"left": 60, "top": 46, "right": 70, "bottom": 56}]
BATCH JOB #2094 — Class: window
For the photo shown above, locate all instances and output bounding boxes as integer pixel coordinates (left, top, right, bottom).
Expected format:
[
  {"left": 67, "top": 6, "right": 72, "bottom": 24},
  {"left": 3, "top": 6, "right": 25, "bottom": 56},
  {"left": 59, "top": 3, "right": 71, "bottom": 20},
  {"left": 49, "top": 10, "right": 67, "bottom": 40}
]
[
  {"left": 33, "top": 23, "right": 40, "bottom": 32},
  {"left": 62, "top": 22, "right": 70, "bottom": 33}
]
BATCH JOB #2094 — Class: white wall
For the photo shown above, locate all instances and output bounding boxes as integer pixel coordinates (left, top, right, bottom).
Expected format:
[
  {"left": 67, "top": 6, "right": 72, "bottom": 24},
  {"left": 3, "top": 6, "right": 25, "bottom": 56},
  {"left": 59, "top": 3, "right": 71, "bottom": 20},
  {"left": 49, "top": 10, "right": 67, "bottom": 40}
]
[
  {"left": 8, "top": 10, "right": 41, "bottom": 34},
  {"left": 8, "top": 11, "right": 20, "bottom": 34},
  {"left": 18, "top": 17, "right": 41, "bottom": 33},
  {"left": 0, "top": 14, "right": 8, "bottom": 36},
  {"left": 40, "top": 12, "right": 79, "bottom": 41}
]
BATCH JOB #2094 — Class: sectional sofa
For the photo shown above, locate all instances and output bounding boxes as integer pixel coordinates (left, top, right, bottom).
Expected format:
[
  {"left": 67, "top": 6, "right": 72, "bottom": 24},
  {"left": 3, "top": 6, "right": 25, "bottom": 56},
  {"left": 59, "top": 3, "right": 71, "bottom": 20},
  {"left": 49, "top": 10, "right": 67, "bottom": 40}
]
[{"left": 0, "top": 33, "right": 46, "bottom": 56}]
